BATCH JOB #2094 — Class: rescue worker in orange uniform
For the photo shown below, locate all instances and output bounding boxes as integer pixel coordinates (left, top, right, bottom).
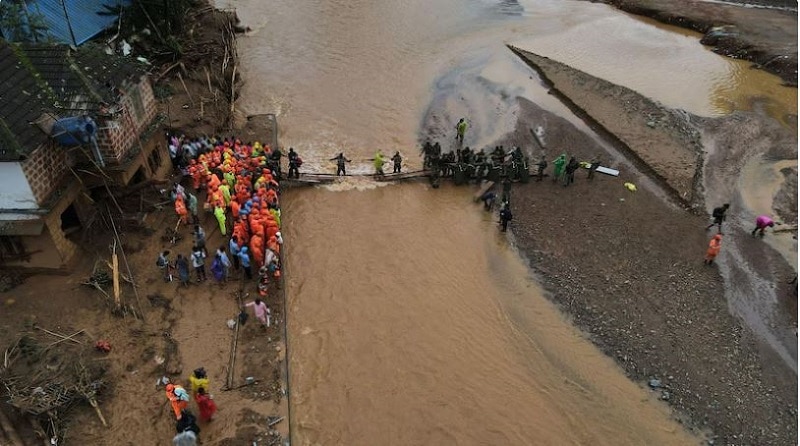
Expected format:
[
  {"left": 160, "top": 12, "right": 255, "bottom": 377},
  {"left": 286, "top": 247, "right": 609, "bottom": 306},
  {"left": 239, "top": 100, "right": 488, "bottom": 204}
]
[
  {"left": 250, "top": 233, "right": 265, "bottom": 269},
  {"left": 704, "top": 234, "right": 723, "bottom": 265},
  {"left": 174, "top": 194, "right": 189, "bottom": 224},
  {"left": 165, "top": 383, "right": 190, "bottom": 420}
]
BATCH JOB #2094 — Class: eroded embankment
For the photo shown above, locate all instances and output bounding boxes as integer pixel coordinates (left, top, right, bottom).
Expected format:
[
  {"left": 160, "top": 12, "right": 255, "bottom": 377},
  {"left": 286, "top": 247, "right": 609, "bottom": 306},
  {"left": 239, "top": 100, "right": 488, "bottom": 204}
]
[
  {"left": 598, "top": 0, "right": 798, "bottom": 85},
  {"left": 509, "top": 46, "right": 705, "bottom": 209}
]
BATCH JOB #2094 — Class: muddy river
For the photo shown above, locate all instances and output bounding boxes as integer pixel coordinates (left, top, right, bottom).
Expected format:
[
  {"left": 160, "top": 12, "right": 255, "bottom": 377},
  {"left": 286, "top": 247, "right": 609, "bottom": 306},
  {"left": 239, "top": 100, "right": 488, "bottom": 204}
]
[{"left": 213, "top": 0, "right": 794, "bottom": 443}]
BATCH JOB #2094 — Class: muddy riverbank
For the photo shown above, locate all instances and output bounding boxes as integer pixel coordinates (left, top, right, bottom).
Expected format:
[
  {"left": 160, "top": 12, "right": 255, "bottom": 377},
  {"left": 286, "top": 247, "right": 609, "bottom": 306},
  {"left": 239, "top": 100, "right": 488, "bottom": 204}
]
[
  {"left": 595, "top": 0, "right": 798, "bottom": 85},
  {"left": 496, "top": 78, "right": 797, "bottom": 446}
]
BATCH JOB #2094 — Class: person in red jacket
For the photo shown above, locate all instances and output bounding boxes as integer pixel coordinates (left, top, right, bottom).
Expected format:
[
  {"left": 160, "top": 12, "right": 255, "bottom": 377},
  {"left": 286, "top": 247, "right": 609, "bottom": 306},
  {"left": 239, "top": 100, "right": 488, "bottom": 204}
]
[{"left": 195, "top": 387, "right": 217, "bottom": 422}]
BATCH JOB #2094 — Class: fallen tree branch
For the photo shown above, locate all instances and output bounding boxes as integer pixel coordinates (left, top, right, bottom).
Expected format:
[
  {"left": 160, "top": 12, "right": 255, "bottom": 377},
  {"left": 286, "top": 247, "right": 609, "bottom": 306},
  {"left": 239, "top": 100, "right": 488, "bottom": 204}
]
[
  {"left": 46, "top": 330, "right": 85, "bottom": 348},
  {"left": 33, "top": 327, "right": 82, "bottom": 345},
  {"left": 0, "top": 407, "right": 24, "bottom": 446}
]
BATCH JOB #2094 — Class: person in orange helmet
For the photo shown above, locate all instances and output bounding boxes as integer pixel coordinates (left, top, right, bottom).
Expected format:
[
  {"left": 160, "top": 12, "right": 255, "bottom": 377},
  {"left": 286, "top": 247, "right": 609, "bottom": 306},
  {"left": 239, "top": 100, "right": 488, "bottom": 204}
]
[
  {"left": 704, "top": 234, "right": 723, "bottom": 265},
  {"left": 207, "top": 173, "right": 221, "bottom": 190},
  {"left": 174, "top": 194, "right": 189, "bottom": 224},
  {"left": 250, "top": 243, "right": 264, "bottom": 270},
  {"left": 267, "top": 235, "right": 280, "bottom": 256},
  {"left": 230, "top": 199, "right": 241, "bottom": 220},
  {"left": 188, "top": 160, "right": 203, "bottom": 191}
]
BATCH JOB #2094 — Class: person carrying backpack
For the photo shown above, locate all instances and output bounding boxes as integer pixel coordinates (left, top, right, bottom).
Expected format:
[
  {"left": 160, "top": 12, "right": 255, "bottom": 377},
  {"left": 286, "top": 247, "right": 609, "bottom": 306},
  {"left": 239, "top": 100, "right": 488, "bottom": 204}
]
[
  {"left": 536, "top": 155, "right": 547, "bottom": 182},
  {"left": 705, "top": 203, "right": 730, "bottom": 233},
  {"left": 157, "top": 250, "right": 172, "bottom": 282},
  {"left": 191, "top": 246, "right": 207, "bottom": 282},
  {"left": 165, "top": 383, "right": 191, "bottom": 420}
]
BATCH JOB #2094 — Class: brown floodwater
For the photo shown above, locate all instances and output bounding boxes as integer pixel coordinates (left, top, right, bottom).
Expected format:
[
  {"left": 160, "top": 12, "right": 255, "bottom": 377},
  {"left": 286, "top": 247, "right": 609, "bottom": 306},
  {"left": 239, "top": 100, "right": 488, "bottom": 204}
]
[
  {"left": 281, "top": 183, "right": 699, "bottom": 445},
  {"left": 211, "top": 0, "right": 796, "bottom": 442}
]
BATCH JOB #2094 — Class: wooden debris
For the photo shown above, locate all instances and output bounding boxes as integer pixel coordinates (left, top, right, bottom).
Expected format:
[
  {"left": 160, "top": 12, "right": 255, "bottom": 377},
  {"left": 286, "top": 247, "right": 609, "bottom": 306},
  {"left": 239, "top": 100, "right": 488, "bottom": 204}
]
[
  {"left": 204, "top": 66, "right": 213, "bottom": 94},
  {"left": 473, "top": 181, "right": 495, "bottom": 202},
  {"left": 46, "top": 330, "right": 85, "bottom": 348},
  {"left": 33, "top": 327, "right": 82, "bottom": 345},
  {"left": 225, "top": 307, "right": 241, "bottom": 390},
  {"left": 112, "top": 242, "right": 121, "bottom": 309},
  {"left": 0, "top": 407, "right": 24, "bottom": 446},
  {"left": 155, "top": 61, "right": 182, "bottom": 82},
  {"left": 177, "top": 72, "right": 194, "bottom": 107},
  {"left": 89, "top": 398, "right": 107, "bottom": 427},
  {"left": 374, "top": 170, "right": 430, "bottom": 182},
  {"left": 229, "top": 64, "right": 237, "bottom": 117},
  {"left": 267, "top": 416, "right": 284, "bottom": 427}
]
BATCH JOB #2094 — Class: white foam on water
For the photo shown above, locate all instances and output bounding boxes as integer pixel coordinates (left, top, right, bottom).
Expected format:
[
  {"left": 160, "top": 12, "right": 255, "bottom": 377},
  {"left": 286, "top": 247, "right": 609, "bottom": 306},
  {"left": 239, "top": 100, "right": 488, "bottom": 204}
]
[{"left": 321, "top": 176, "right": 394, "bottom": 192}]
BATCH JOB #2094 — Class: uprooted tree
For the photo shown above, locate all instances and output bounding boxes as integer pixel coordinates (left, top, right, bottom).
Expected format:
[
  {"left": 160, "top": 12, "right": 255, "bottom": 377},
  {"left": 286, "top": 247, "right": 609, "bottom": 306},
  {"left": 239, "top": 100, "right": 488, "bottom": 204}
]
[
  {"left": 100, "top": 0, "right": 199, "bottom": 60},
  {"left": 0, "top": 0, "right": 50, "bottom": 43},
  {"left": 0, "top": 333, "right": 107, "bottom": 442}
]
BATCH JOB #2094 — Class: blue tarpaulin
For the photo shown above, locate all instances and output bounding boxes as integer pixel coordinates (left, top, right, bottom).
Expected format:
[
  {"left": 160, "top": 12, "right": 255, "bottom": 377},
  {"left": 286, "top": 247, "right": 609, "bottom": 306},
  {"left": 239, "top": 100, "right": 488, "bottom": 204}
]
[{"left": 2, "top": 0, "right": 131, "bottom": 46}]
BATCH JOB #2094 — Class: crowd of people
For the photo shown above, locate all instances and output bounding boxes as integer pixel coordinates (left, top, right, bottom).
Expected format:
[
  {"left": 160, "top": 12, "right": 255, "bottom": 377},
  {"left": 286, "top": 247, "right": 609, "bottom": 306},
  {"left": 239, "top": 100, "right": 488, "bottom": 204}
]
[
  {"left": 165, "top": 135, "right": 287, "bottom": 294},
  {"left": 435, "top": 118, "right": 781, "bottom": 262},
  {"left": 160, "top": 133, "right": 294, "bottom": 445},
  {"left": 165, "top": 367, "right": 217, "bottom": 445}
]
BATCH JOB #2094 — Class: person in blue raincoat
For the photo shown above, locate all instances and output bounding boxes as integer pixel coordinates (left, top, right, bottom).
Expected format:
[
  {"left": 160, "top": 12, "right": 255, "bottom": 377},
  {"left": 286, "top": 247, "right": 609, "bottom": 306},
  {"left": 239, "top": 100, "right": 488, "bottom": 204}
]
[{"left": 210, "top": 254, "right": 224, "bottom": 282}]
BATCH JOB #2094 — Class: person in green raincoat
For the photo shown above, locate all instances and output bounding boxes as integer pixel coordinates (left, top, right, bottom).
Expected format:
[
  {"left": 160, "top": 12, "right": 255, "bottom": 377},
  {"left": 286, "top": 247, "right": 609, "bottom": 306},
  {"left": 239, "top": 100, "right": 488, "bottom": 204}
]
[
  {"left": 373, "top": 151, "right": 386, "bottom": 175},
  {"left": 552, "top": 153, "right": 567, "bottom": 183},
  {"left": 224, "top": 170, "right": 236, "bottom": 188},
  {"left": 270, "top": 208, "right": 281, "bottom": 228},
  {"left": 214, "top": 206, "right": 227, "bottom": 236},
  {"left": 187, "top": 193, "right": 199, "bottom": 224},
  {"left": 218, "top": 182, "right": 231, "bottom": 207}
]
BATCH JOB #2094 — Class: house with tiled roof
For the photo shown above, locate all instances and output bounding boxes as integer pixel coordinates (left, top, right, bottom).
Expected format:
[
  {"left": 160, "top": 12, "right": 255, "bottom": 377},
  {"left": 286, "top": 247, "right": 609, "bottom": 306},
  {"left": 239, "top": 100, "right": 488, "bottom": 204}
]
[{"left": 0, "top": 40, "right": 168, "bottom": 267}]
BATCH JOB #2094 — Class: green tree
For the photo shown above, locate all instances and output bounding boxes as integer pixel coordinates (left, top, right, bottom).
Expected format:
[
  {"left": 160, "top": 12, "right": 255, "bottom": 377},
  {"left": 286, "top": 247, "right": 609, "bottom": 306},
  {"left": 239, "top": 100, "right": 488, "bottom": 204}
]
[
  {"left": 0, "top": 0, "right": 49, "bottom": 42},
  {"left": 100, "top": 0, "right": 195, "bottom": 59}
]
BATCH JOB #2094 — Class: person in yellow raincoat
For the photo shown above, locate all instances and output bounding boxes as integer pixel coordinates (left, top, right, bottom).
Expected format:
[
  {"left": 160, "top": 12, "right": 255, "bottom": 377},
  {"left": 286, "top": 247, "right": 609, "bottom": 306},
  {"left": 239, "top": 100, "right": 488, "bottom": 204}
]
[
  {"left": 252, "top": 141, "right": 263, "bottom": 156},
  {"left": 373, "top": 151, "right": 385, "bottom": 176},
  {"left": 214, "top": 205, "right": 227, "bottom": 236},
  {"left": 189, "top": 367, "right": 209, "bottom": 395}
]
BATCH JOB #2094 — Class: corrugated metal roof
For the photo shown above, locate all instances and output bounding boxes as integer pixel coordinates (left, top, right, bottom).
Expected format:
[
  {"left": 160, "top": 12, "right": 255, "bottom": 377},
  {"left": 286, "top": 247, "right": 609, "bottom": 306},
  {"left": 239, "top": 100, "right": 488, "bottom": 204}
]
[
  {"left": 0, "top": 41, "right": 148, "bottom": 161},
  {"left": 3, "top": 0, "right": 131, "bottom": 45}
]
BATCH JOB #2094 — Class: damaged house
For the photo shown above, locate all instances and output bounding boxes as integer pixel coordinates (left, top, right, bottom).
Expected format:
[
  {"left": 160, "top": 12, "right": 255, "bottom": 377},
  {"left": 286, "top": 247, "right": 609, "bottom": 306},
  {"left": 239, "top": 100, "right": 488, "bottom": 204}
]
[{"left": 0, "top": 41, "right": 167, "bottom": 267}]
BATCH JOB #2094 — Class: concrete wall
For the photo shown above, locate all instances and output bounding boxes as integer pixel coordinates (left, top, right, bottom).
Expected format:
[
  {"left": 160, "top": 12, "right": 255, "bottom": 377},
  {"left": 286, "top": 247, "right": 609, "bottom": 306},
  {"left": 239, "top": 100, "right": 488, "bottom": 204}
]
[
  {"left": 0, "top": 163, "right": 38, "bottom": 210},
  {"left": 2, "top": 181, "right": 82, "bottom": 268}
]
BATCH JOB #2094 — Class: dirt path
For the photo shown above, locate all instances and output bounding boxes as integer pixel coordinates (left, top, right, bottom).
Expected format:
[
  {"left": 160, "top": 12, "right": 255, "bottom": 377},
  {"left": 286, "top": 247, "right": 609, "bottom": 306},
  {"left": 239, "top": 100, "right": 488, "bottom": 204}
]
[{"left": 594, "top": 0, "right": 798, "bottom": 85}]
